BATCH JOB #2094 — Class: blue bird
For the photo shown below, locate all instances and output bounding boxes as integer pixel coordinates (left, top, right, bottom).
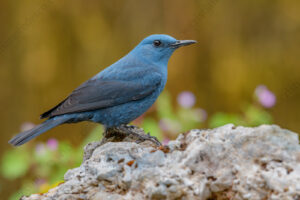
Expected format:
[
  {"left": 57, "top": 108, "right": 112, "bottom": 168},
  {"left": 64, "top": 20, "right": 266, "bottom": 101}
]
[{"left": 9, "top": 34, "right": 196, "bottom": 146}]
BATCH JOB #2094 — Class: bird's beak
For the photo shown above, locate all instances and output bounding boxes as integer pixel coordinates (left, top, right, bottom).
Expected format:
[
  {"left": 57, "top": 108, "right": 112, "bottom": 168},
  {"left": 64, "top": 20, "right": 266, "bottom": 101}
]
[{"left": 169, "top": 40, "right": 197, "bottom": 48}]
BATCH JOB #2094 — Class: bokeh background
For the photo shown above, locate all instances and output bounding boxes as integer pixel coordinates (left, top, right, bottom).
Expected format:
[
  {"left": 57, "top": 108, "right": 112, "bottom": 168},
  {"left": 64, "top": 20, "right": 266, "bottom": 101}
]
[{"left": 1, "top": 0, "right": 300, "bottom": 199}]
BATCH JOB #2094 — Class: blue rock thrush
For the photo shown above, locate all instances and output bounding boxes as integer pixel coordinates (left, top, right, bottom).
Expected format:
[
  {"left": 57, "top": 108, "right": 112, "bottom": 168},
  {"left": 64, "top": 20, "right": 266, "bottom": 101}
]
[{"left": 9, "top": 34, "right": 196, "bottom": 146}]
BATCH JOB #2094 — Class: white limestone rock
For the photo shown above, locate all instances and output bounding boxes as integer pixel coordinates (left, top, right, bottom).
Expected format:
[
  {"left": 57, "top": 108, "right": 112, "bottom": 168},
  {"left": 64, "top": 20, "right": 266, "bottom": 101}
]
[{"left": 21, "top": 124, "right": 300, "bottom": 200}]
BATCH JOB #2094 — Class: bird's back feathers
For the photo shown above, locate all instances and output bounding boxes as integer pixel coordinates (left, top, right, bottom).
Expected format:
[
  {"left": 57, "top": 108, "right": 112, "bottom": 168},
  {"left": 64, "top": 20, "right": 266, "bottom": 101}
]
[{"left": 41, "top": 69, "right": 162, "bottom": 119}]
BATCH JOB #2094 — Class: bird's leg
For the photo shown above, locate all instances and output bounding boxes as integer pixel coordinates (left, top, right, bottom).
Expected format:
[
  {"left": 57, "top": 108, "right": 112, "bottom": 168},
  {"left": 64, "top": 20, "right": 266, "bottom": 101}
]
[{"left": 104, "top": 125, "right": 161, "bottom": 146}]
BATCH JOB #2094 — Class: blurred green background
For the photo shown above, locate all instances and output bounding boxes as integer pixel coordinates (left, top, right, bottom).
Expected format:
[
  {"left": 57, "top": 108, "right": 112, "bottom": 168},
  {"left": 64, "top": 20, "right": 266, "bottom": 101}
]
[{"left": 1, "top": 0, "right": 300, "bottom": 199}]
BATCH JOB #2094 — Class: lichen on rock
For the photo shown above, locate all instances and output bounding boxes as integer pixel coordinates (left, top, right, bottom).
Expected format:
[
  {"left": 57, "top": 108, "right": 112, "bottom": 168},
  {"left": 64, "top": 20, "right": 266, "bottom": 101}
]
[{"left": 21, "top": 124, "right": 300, "bottom": 200}]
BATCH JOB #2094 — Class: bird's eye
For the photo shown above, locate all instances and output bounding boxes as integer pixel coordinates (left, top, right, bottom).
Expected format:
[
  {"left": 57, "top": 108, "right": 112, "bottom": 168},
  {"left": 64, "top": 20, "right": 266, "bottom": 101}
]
[{"left": 153, "top": 40, "right": 162, "bottom": 47}]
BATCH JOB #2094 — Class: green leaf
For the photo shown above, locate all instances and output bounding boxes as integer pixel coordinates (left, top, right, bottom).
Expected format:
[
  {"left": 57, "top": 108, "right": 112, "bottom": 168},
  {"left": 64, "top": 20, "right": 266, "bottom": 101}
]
[
  {"left": 81, "top": 125, "right": 103, "bottom": 148},
  {"left": 58, "top": 142, "right": 73, "bottom": 164},
  {"left": 209, "top": 112, "right": 244, "bottom": 128},
  {"left": 244, "top": 105, "right": 273, "bottom": 126},
  {"left": 49, "top": 166, "right": 68, "bottom": 184},
  {"left": 9, "top": 181, "right": 36, "bottom": 200},
  {"left": 156, "top": 92, "right": 176, "bottom": 120},
  {"left": 177, "top": 108, "right": 201, "bottom": 131},
  {"left": 9, "top": 190, "right": 26, "bottom": 200},
  {"left": 34, "top": 147, "right": 54, "bottom": 165},
  {"left": 1, "top": 148, "right": 30, "bottom": 180},
  {"left": 142, "top": 118, "right": 163, "bottom": 141}
]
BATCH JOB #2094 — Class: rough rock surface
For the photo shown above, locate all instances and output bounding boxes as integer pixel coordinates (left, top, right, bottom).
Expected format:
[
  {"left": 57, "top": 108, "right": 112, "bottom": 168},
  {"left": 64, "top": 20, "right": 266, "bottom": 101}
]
[{"left": 22, "top": 124, "right": 300, "bottom": 200}]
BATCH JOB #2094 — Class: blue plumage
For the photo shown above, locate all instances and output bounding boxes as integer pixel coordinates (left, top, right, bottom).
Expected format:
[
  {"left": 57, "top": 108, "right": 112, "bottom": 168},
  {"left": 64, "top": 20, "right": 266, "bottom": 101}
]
[{"left": 9, "top": 34, "right": 196, "bottom": 146}]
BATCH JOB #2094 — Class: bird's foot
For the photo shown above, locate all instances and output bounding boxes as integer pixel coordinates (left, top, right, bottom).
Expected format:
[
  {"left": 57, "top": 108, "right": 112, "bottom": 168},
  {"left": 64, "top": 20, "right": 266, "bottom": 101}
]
[
  {"left": 124, "top": 124, "right": 139, "bottom": 130},
  {"left": 104, "top": 125, "right": 161, "bottom": 147}
]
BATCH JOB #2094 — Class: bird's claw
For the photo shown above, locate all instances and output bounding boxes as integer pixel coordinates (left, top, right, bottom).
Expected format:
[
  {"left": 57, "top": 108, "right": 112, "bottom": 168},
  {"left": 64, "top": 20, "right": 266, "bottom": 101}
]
[
  {"left": 125, "top": 125, "right": 138, "bottom": 130},
  {"left": 106, "top": 125, "right": 161, "bottom": 146}
]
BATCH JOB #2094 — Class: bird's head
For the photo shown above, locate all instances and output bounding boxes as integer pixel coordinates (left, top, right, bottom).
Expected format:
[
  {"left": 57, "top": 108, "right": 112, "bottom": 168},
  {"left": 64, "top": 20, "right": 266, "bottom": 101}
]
[{"left": 132, "top": 34, "right": 196, "bottom": 66}]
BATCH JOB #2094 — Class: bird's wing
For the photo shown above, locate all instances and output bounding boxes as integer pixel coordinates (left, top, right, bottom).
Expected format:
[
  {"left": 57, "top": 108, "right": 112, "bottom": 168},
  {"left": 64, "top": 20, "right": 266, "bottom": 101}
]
[{"left": 40, "top": 73, "right": 162, "bottom": 118}]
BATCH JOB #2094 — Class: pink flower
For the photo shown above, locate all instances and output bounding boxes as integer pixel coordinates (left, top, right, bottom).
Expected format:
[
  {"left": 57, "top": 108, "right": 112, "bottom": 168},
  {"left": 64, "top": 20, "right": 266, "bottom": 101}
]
[
  {"left": 47, "top": 138, "right": 58, "bottom": 151},
  {"left": 255, "top": 85, "right": 276, "bottom": 108},
  {"left": 177, "top": 91, "right": 196, "bottom": 108},
  {"left": 159, "top": 119, "right": 170, "bottom": 132},
  {"left": 162, "top": 138, "right": 170, "bottom": 146}
]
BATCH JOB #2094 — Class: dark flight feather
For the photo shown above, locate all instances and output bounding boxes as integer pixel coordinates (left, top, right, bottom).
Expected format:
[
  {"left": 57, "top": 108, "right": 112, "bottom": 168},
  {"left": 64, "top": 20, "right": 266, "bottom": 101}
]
[{"left": 41, "top": 75, "right": 161, "bottom": 119}]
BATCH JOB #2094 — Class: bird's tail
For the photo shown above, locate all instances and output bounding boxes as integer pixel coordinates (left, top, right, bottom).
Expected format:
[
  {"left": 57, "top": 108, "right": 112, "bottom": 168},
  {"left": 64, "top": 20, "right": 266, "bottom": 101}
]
[{"left": 9, "top": 117, "right": 70, "bottom": 146}]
